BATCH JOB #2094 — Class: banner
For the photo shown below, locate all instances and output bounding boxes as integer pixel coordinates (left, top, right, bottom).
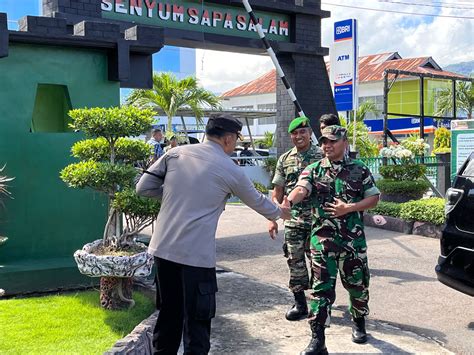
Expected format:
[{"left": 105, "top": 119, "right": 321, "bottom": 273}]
[{"left": 330, "top": 19, "right": 358, "bottom": 112}]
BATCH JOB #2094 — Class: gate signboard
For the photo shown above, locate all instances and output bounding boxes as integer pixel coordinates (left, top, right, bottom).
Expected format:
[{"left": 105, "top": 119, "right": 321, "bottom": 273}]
[{"left": 101, "top": 0, "right": 290, "bottom": 42}]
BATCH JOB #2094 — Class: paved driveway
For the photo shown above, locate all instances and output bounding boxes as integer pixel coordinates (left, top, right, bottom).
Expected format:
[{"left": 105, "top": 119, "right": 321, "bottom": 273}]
[{"left": 214, "top": 205, "right": 473, "bottom": 354}]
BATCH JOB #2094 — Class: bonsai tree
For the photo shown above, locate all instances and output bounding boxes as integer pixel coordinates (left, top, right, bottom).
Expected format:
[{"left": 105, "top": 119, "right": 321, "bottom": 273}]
[{"left": 60, "top": 106, "right": 161, "bottom": 310}]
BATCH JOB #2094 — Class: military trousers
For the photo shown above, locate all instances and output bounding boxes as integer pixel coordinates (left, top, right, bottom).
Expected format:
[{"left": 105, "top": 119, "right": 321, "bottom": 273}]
[
  {"left": 308, "top": 236, "right": 370, "bottom": 326},
  {"left": 283, "top": 225, "right": 312, "bottom": 293}
]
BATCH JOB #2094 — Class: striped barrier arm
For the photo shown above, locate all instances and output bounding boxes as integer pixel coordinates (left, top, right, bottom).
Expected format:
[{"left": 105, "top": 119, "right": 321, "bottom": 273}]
[{"left": 242, "top": 0, "right": 319, "bottom": 143}]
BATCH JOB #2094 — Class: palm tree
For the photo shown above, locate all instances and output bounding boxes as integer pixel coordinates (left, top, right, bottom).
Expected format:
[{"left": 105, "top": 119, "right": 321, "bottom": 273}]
[
  {"left": 340, "top": 116, "right": 379, "bottom": 158},
  {"left": 126, "top": 73, "right": 221, "bottom": 140},
  {"left": 355, "top": 100, "right": 380, "bottom": 121},
  {"left": 255, "top": 131, "right": 274, "bottom": 148},
  {"left": 435, "top": 80, "right": 473, "bottom": 119}
]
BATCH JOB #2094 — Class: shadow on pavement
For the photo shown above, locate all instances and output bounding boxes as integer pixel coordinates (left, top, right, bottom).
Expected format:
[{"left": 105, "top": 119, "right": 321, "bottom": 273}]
[
  {"left": 211, "top": 271, "right": 293, "bottom": 354},
  {"left": 370, "top": 268, "right": 437, "bottom": 284},
  {"left": 217, "top": 232, "right": 284, "bottom": 262}
]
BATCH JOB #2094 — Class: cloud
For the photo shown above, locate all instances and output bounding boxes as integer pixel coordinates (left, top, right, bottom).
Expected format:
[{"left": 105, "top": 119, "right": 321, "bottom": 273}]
[
  {"left": 196, "top": 49, "right": 273, "bottom": 95},
  {"left": 197, "top": 0, "right": 473, "bottom": 93}
]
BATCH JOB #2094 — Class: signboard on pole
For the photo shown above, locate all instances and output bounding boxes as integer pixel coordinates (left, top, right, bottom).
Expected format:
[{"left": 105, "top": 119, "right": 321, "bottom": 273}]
[
  {"left": 451, "top": 119, "right": 474, "bottom": 179},
  {"left": 330, "top": 19, "right": 358, "bottom": 112}
]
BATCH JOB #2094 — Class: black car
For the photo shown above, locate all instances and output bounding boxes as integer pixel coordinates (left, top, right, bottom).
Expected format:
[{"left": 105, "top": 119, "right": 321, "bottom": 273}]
[{"left": 435, "top": 152, "right": 474, "bottom": 297}]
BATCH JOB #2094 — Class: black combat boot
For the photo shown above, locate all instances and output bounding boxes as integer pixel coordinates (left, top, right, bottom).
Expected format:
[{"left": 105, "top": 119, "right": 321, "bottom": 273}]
[
  {"left": 351, "top": 316, "right": 367, "bottom": 343},
  {"left": 285, "top": 291, "right": 308, "bottom": 321},
  {"left": 300, "top": 322, "right": 328, "bottom": 355}
]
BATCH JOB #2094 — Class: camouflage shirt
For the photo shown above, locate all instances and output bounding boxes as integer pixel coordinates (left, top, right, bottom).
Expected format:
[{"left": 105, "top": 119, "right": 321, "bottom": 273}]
[
  {"left": 272, "top": 145, "right": 323, "bottom": 228},
  {"left": 297, "top": 157, "right": 380, "bottom": 248}
]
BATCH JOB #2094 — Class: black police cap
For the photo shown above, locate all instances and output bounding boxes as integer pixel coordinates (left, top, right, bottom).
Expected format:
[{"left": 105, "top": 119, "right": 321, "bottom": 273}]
[{"left": 206, "top": 113, "right": 243, "bottom": 135}]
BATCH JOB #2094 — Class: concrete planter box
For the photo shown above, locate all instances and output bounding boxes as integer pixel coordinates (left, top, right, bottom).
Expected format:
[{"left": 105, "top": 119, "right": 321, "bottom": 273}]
[
  {"left": 412, "top": 221, "right": 445, "bottom": 239},
  {"left": 364, "top": 213, "right": 443, "bottom": 238},
  {"left": 364, "top": 213, "right": 414, "bottom": 234}
]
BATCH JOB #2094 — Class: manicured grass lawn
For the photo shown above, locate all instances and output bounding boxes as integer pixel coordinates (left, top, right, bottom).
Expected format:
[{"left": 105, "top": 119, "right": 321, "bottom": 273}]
[{"left": 0, "top": 290, "right": 155, "bottom": 354}]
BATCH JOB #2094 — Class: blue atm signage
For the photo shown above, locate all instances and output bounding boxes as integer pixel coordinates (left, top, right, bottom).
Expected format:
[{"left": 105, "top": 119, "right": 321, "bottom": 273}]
[{"left": 330, "top": 19, "right": 358, "bottom": 112}]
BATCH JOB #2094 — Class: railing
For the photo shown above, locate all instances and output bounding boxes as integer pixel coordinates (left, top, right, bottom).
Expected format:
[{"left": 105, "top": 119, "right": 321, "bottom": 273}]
[{"left": 360, "top": 156, "right": 438, "bottom": 185}]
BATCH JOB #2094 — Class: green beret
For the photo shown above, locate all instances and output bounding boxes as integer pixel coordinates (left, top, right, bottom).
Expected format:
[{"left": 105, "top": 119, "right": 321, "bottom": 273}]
[
  {"left": 318, "top": 125, "right": 347, "bottom": 143},
  {"left": 288, "top": 116, "right": 310, "bottom": 133}
]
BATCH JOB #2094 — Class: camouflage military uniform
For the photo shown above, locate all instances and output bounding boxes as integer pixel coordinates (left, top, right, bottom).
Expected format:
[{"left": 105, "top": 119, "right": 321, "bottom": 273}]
[
  {"left": 272, "top": 145, "right": 323, "bottom": 292},
  {"left": 297, "top": 157, "right": 380, "bottom": 325}
]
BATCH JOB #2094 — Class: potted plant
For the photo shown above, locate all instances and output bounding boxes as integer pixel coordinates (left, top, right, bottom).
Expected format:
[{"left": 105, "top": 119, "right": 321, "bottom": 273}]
[
  {"left": 60, "top": 106, "right": 160, "bottom": 310},
  {"left": 378, "top": 144, "right": 430, "bottom": 203}
]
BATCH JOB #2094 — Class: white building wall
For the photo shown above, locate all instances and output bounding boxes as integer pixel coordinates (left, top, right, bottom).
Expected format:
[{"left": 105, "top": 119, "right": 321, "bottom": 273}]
[{"left": 221, "top": 93, "right": 276, "bottom": 109}]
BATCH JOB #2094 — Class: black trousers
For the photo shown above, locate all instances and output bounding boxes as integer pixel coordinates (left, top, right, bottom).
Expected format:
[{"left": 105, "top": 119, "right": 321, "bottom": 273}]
[{"left": 153, "top": 257, "right": 218, "bottom": 355}]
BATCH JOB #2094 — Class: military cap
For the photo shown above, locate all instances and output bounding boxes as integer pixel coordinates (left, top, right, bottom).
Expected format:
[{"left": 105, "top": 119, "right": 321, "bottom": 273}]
[
  {"left": 288, "top": 116, "right": 310, "bottom": 133},
  {"left": 206, "top": 113, "right": 243, "bottom": 138},
  {"left": 318, "top": 125, "right": 347, "bottom": 143}
]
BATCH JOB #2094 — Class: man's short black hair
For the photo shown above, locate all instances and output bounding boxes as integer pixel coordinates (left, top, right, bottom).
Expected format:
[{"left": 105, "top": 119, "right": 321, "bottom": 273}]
[
  {"left": 319, "top": 114, "right": 340, "bottom": 127},
  {"left": 152, "top": 128, "right": 162, "bottom": 134}
]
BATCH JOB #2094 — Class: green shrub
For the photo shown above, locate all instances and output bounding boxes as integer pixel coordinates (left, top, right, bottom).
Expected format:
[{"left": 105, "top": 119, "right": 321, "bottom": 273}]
[
  {"left": 433, "top": 147, "right": 451, "bottom": 154},
  {"left": 377, "top": 179, "right": 430, "bottom": 196},
  {"left": 379, "top": 164, "right": 426, "bottom": 180},
  {"left": 368, "top": 201, "right": 402, "bottom": 217},
  {"left": 399, "top": 198, "right": 445, "bottom": 225},
  {"left": 253, "top": 181, "right": 269, "bottom": 194},
  {"left": 433, "top": 127, "right": 451, "bottom": 151}
]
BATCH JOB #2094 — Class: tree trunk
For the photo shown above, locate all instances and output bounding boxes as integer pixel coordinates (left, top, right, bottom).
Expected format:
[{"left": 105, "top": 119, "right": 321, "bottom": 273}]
[{"left": 99, "top": 276, "right": 135, "bottom": 310}]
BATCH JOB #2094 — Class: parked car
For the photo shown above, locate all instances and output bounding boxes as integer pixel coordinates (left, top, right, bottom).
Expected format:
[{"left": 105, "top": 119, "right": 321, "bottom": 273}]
[{"left": 435, "top": 151, "right": 474, "bottom": 297}]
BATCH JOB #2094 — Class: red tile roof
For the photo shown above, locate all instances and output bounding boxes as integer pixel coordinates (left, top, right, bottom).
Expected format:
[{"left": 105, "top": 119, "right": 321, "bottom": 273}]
[
  {"left": 221, "top": 70, "right": 276, "bottom": 98},
  {"left": 223, "top": 52, "right": 463, "bottom": 97}
]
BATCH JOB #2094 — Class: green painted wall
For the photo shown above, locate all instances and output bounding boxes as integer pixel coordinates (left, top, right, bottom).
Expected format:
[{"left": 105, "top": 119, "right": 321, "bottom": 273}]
[
  {"left": 388, "top": 78, "right": 451, "bottom": 118},
  {"left": 31, "top": 84, "right": 73, "bottom": 133},
  {"left": 0, "top": 43, "right": 120, "bottom": 294}
]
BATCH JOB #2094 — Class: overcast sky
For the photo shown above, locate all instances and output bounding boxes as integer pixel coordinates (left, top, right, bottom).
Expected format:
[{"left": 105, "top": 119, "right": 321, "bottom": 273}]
[{"left": 196, "top": 0, "right": 474, "bottom": 94}]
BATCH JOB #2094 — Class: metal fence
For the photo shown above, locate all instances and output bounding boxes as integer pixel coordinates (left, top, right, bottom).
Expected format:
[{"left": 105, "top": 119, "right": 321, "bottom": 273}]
[{"left": 360, "top": 156, "right": 438, "bottom": 185}]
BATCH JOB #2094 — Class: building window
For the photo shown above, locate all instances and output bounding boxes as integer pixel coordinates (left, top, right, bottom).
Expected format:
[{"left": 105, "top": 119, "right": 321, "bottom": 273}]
[
  {"left": 257, "top": 103, "right": 276, "bottom": 110},
  {"left": 258, "top": 116, "right": 276, "bottom": 125},
  {"left": 359, "top": 96, "right": 383, "bottom": 120},
  {"left": 232, "top": 105, "right": 254, "bottom": 110}
]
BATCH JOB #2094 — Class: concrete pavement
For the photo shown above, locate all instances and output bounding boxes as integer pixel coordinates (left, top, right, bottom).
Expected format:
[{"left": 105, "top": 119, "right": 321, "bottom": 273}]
[
  {"left": 212, "top": 268, "right": 452, "bottom": 354},
  {"left": 212, "top": 204, "right": 473, "bottom": 354}
]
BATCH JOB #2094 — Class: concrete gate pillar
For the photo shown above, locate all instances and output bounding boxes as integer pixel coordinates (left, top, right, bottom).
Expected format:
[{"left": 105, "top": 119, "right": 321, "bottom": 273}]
[
  {"left": 275, "top": 54, "right": 336, "bottom": 155},
  {"left": 274, "top": 6, "right": 337, "bottom": 155}
]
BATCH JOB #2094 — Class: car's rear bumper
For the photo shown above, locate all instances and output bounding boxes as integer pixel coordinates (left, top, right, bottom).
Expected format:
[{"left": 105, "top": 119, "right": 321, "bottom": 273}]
[{"left": 436, "top": 246, "right": 474, "bottom": 297}]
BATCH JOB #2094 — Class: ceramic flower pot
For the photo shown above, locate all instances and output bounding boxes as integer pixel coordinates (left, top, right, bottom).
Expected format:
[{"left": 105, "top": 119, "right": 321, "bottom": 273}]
[{"left": 73, "top": 239, "right": 154, "bottom": 278}]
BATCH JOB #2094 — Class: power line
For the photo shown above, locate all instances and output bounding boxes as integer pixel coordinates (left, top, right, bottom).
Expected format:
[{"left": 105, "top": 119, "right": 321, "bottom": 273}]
[
  {"left": 322, "top": 2, "right": 474, "bottom": 19},
  {"left": 378, "top": 0, "right": 474, "bottom": 10}
]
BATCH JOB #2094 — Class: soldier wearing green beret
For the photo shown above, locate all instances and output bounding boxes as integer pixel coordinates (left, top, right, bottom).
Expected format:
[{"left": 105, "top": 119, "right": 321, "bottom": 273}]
[
  {"left": 287, "top": 125, "right": 380, "bottom": 355},
  {"left": 269, "top": 116, "right": 324, "bottom": 321}
]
